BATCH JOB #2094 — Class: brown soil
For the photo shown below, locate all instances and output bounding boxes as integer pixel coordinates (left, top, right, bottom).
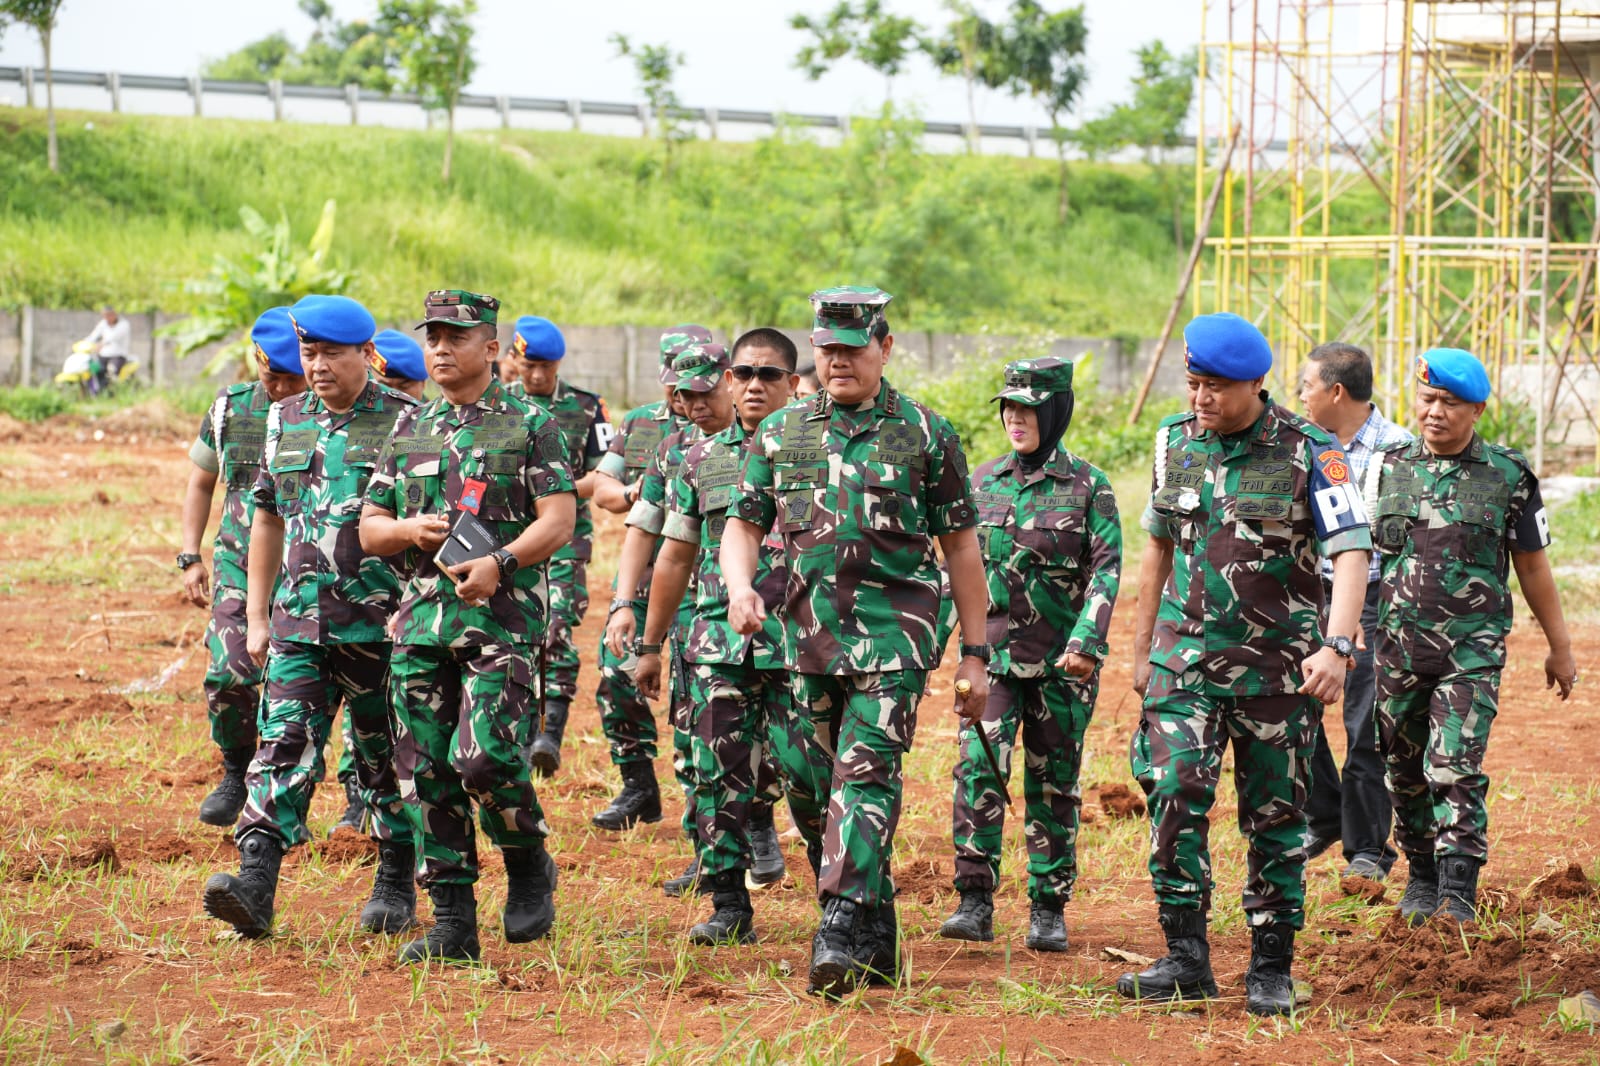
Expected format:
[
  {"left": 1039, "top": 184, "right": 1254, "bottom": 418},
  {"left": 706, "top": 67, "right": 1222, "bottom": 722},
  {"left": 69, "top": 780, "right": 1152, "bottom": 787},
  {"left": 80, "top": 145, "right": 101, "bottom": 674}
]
[
  {"left": 1340, "top": 875, "right": 1388, "bottom": 904},
  {"left": 3, "top": 440, "right": 1599, "bottom": 1064}
]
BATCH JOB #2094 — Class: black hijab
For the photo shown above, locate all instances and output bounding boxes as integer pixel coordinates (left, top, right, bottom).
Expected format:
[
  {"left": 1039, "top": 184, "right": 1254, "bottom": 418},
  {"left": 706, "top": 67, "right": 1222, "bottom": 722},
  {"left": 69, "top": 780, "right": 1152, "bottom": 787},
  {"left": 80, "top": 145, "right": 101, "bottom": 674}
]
[{"left": 1012, "top": 390, "right": 1075, "bottom": 471}]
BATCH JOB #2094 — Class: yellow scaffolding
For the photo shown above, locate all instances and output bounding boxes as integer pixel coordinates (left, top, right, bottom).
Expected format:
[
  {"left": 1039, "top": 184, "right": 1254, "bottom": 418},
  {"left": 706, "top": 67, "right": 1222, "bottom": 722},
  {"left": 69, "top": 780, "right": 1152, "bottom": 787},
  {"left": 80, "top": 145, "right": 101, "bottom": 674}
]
[{"left": 1196, "top": 0, "right": 1600, "bottom": 470}]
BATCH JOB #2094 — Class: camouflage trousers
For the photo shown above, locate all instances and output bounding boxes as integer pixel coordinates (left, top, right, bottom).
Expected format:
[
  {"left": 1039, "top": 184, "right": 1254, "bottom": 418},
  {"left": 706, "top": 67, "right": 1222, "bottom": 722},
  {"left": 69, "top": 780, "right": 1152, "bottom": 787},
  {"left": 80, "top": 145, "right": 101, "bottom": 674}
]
[
  {"left": 203, "top": 588, "right": 263, "bottom": 752},
  {"left": 951, "top": 674, "right": 1095, "bottom": 904},
  {"left": 597, "top": 602, "right": 658, "bottom": 766},
  {"left": 688, "top": 659, "right": 819, "bottom": 877},
  {"left": 391, "top": 643, "right": 549, "bottom": 887},
  {"left": 541, "top": 556, "right": 589, "bottom": 702},
  {"left": 793, "top": 670, "right": 925, "bottom": 906},
  {"left": 669, "top": 631, "right": 696, "bottom": 841},
  {"left": 1139, "top": 667, "right": 1318, "bottom": 928},
  {"left": 1375, "top": 663, "right": 1499, "bottom": 862},
  {"left": 236, "top": 639, "right": 408, "bottom": 850}
]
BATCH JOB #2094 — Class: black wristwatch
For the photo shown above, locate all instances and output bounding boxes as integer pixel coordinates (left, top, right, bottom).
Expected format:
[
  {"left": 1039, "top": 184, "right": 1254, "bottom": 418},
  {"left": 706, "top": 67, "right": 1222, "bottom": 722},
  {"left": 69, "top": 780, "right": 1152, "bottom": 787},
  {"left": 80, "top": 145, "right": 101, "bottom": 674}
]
[
  {"left": 633, "top": 639, "right": 663, "bottom": 656},
  {"left": 610, "top": 598, "right": 642, "bottom": 616},
  {"left": 491, "top": 548, "right": 519, "bottom": 579},
  {"left": 176, "top": 552, "right": 203, "bottom": 571},
  {"left": 960, "top": 642, "right": 993, "bottom": 664},
  {"left": 1323, "top": 635, "right": 1355, "bottom": 659}
]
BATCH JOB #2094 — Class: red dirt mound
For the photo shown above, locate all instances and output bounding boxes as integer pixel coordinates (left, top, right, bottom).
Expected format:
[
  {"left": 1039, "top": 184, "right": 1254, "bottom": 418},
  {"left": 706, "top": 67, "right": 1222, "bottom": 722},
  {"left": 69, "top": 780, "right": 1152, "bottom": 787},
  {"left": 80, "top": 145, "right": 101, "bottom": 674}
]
[
  {"left": 317, "top": 828, "right": 378, "bottom": 865},
  {"left": 9, "top": 835, "right": 120, "bottom": 881},
  {"left": 1340, "top": 875, "right": 1387, "bottom": 904},
  {"left": 1096, "top": 783, "right": 1147, "bottom": 819},
  {"left": 1528, "top": 861, "right": 1597, "bottom": 901}
]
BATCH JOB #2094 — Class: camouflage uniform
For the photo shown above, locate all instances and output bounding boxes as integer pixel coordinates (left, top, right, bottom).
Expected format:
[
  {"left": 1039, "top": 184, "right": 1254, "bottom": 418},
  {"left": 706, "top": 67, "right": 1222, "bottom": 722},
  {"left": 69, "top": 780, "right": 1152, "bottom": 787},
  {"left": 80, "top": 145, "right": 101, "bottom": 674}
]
[
  {"left": 190, "top": 382, "right": 273, "bottom": 753},
  {"left": 237, "top": 381, "right": 417, "bottom": 850},
  {"left": 953, "top": 434, "right": 1121, "bottom": 904},
  {"left": 1365, "top": 434, "right": 1550, "bottom": 862},
  {"left": 594, "top": 399, "right": 688, "bottom": 767},
  {"left": 366, "top": 377, "right": 575, "bottom": 886},
  {"left": 626, "top": 420, "right": 708, "bottom": 839},
  {"left": 732, "top": 379, "right": 977, "bottom": 906},
  {"left": 523, "top": 379, "right": 612, "bottom": 701},
  {"left": 1137, "top": 399, "right": 1371, "bottom": 927},
  {"left": 662, "top": 417, "right": 821, "bottom": 879}
]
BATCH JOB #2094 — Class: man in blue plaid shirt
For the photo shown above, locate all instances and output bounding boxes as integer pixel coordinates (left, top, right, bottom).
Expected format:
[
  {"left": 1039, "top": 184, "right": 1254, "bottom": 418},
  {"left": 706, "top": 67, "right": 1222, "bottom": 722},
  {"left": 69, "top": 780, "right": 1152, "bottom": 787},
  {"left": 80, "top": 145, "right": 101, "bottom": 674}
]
[{"left": 1298, "top": 343, "right": 1413, "bottom": 880}]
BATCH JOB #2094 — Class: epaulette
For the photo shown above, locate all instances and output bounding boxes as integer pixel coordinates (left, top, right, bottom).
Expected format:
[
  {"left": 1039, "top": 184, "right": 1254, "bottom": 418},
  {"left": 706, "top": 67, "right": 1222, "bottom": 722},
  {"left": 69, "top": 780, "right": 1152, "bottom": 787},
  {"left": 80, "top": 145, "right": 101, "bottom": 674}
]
[
  {"left": 1487, "top": 441, "right": 1535, "bottom": 474},
  {"left": 1377, "top": 438, "right": 1411, "bottom": 454},
  {"left": 373, "top": 382, "right": 420, "bottom": 407},
  {"left": 1157, "top": 410, "right": 1197, "bottom": 429},
  {"left": 224, "top": 380, "right": 257, "bottom": 398}
]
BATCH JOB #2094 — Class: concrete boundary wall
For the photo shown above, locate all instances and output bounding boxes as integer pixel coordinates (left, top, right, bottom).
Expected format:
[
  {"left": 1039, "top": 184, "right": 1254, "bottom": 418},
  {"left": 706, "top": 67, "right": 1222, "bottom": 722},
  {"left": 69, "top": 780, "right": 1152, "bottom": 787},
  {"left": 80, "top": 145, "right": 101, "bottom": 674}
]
[{"left": 0, "top": 307, "right": 1192, "bottom": 408}]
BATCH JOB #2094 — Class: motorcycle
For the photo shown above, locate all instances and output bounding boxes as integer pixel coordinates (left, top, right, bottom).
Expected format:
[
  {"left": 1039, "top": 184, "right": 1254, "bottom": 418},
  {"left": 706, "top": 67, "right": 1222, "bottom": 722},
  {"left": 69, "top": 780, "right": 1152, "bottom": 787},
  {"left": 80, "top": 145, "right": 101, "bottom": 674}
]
[{"left": 55, "top": 341, "right": 140, "bottom": 397}]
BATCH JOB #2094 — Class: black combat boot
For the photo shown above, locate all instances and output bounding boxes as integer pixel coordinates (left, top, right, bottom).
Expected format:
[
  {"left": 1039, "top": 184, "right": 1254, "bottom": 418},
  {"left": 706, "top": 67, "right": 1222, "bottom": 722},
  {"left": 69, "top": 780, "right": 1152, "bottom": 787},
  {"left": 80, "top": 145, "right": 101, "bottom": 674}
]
[
  {"left": 1244, "top": 922, "right": 1297, "bottom": 1016},
  {"left": 1025, "top": 899, "right": 1069, "bottom": 952},
  {"left": 202, "top": 831, "right": 284, "bottom": 939},
  {"left": 527, "top": 699, "right": 570, "bottom": 778},
  {"left": 198, "top": 745, "right": 253, "bottom": 827},
  {"left": 662, "top": 854, "right": 701, "bottom": 898},
  {"left": 1435, "top": 856, "right": 1481, "bottom": 924},
  {"left": 748, "top": 803, "right": 786, "bottom": 887},
  {"left": 399, "top": 883, "right": 481, "bottom": 964},
  {"left": 861, "top": 897, "right": 901, "bottom": 986},
  {"left": 808, "top": 896, "right": 866, "bottom": 998},
  {"left": 688, "top": 870, "right": 756, "bottom": 945},
  {"left": 328, "top": 777, "right": 365, "bottom": 837},
  {"left": 358, "top": 839, "right": 417, "bottom": 934},
  {"left": 501, "top": 843, "right": 558, "bottom": 943},
  {"left": 1398, "top": 851, "right": 1440, "bottom": 927},
  {"left": 1115, "top": 905, "right": 1218, "bottom": 1001},
  {"left": 591, "top": 761, "right": 663, "bottom": 830},
  {"left": 938, "top": 887, "right": 995, "bottom": 942}
]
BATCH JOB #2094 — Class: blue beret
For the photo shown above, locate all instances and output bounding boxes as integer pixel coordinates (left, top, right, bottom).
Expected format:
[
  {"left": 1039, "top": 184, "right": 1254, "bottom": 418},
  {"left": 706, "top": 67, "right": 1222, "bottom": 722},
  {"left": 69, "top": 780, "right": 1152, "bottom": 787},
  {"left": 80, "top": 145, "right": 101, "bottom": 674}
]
[
  {"left": 371, "top": 329, "right": 426, "bottom": 382},
  {"left": 512, "top": 315, "right": 565, "bottom": 362},
  {"left": 288, "top": 294, "right": 376, "bottom": 346},
  {"left": 251, "top": 307, "right": 302, "bottom": 375},
  {"left": 1416, "top": 348, "right": 1490, "bottom": 403},
  {"left": 1182, "top": 312, "right": 1273, "bottom": 381}
]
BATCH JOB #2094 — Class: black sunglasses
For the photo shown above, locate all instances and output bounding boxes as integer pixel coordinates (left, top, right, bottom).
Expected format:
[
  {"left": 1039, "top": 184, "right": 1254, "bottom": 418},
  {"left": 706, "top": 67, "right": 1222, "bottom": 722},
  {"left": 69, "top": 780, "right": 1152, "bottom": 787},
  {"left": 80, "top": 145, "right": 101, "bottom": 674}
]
[{"left": 730, "top": 365, "right": 789, "bottom": 382}]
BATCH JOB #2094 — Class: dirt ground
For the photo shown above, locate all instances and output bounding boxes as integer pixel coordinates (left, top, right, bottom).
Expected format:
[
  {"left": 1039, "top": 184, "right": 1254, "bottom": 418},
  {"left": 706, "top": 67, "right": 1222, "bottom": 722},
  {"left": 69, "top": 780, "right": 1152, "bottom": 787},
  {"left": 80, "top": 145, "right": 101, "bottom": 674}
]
[{"left": 1, "top": 421, "right": 1597, "bottom": 1064}]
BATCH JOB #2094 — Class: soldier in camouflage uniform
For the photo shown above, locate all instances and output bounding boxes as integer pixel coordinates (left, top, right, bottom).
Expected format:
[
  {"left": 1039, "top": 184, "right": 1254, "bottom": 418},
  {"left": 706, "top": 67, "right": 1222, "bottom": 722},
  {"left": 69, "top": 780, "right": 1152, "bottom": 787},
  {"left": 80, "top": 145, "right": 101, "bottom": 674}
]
[
  {"left": 202, "top": 295, "right": 417, "bottom": 942},
  {"left": 626, "top": 335, "right": 810, "bottom": 944},
  {"left": 587, "top": 327, "right": 703, "bottom": 833},
  {"left": 1367, "top": 349, "right": 1576, "bottom": 926},
  {"left": 723, "top": 286, "right": 992, "bottom": 997},
  {"left": 179, "top": 307, "right": 306, "bottom": 827},
  {"left": 940, "top": 357, "right": 1122, "bottom": 953},
  {"left": 372, "top": 329, "right": 429, "bottom": 401},
  {"left": 507, "top": 315, "right": 614, "bottom": 776},
  {"left": 1118, "top": 312, "right": 1372, "bottom": 1017},
  {"left": 360, "top": 289, "right": 577, "bottom": 966}
]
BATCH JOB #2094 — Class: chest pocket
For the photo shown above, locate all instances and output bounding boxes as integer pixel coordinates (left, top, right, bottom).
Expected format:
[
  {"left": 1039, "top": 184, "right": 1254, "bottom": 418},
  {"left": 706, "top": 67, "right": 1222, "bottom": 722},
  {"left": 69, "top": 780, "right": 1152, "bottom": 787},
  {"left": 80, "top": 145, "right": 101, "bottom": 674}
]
[
  {"left": 398, "top": 457, "right": 444, "bottom": 516},
  {"left": 1374, "top": 493, "right": 1420, "bottom": 553},
  {"left": 624, "top": 423, "right": 665, "bottom": 476},
  {"left": 974, "top": 491, "right": 1014, "bottom": 559},
  {"left": 1015, "top": 497, "right": 1087, "bottom": 563},
  {"left": 698, "top": 452, "right": 743, "bottom": 516},
  {"left": 1232, "top": 454, "right": 1296, "bottom": 543},
  {"left": 1453, "top": 468, "right": 1511, "bottom": 563},
  {"left": 268, "top": 446, "right": 314, "bottom": 516},
  {"left": 222, "top": 424, "right": 267, "bottom": 491},
  {"left": 863, "top": 464, "right": 926, "bottom": 536}
]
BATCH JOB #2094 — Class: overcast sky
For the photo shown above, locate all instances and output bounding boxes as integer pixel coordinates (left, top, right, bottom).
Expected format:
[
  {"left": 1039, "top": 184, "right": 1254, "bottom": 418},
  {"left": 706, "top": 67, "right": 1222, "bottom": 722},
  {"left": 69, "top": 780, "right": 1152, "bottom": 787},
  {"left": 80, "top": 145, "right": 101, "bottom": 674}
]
[{"left": 0, "top": 0, "right": 1203, "bottom": 129}]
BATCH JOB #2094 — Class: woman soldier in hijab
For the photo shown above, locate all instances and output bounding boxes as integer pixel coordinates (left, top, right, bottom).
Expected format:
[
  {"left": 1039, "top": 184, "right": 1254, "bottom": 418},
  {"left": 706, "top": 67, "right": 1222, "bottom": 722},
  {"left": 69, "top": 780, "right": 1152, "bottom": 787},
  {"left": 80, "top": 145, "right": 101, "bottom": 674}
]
[{"left": 939, "top": 356, "right": 1123, "bottom": 952}]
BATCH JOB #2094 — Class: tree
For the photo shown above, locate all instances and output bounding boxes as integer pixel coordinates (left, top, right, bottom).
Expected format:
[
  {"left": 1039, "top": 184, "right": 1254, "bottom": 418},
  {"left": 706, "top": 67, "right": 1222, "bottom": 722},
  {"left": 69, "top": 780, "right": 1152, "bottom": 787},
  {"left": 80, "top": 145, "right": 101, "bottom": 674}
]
[
  {"left": 376, "top": 0, "right": 477, "bottom": 184},
  {"left": 2, "top": 0, "right": 67, "bottom": 172},
  {"left": 922, "top": 0, "right": 1006, "bottom": 153},
  {"left": 791, "top": 1, "right": 922, "bottom": 106},
  {"left": 1074, "top": 41, "right": 1198, "bottom": 248},
  {"left": 611, "top": 34, "right": 690, "bottom": 167},
  {"left": 160, "top": 200, "right": 352, "bottom": 379},
  {"left": 997, "top": 0, "right": 1088, "bottom": 223},
  {"left": 202, "top": 0, "right": 393, "bottom": 90}
]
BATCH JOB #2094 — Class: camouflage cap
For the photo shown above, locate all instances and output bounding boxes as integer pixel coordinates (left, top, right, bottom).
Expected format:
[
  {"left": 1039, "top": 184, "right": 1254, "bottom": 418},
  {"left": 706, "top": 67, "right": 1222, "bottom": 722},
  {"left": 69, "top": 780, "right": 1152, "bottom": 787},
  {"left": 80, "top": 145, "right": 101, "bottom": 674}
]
[
  {"left": 670, "top": 343, "right": 731, "bottom": 394},
  {"left": 658, "top": 324, "right": 714, "bottom": 385},
  {"left": 415, "top": 288, "right": 499, "bottom": 329},
  {"left": 992, "top": 356, "right": 1075, "bottom": 406},
  {"left": 809, "top": 285, "right": 892, "bottom": 348}
]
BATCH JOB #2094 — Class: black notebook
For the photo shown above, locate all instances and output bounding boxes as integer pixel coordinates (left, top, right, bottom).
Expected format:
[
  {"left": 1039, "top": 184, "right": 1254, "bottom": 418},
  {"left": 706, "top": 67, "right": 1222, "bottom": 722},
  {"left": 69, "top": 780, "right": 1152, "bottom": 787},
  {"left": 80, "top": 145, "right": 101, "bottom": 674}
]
[{"left": 433, "top": 509, "right": 501, "bottom": 582}]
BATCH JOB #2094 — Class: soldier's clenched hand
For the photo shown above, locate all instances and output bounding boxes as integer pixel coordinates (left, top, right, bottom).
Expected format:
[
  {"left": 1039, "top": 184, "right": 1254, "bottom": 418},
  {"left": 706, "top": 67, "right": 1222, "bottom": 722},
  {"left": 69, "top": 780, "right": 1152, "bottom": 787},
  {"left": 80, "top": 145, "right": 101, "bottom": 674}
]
[
  {"left": 245, "top": 617, "right": 269, "bottom": 668},
  {"left": 182, "top": 560, "right": 210, "bottom": 607},
  {"left": 1057, "top": 651, "right": 1098, "bottom": 678},
  {"left": 449, "top": 556, "right": 500, "bottom": 606},
  {"left": 635, "top": 651, "right": 662, "bottom": 700},
  {"left": 1546, "top": 646, "right": 1578, "bottom": 701},
  {"left": 1132, "top": 660, "right": 1152, "bottom": 697},
  {"left": 953, "top": 662, "right": 988, "bottom": 723},
  {"left": 407, "top": 514, "right": 451, "bottom": 553},
  {"left": 728, "top": 588, "right": 766, "bottom": 636},
  {"left": 1297, "top": 646, "right": 1347, "bottom": 705},
  {"left": 604, "top": 606, "right": 636, "bottom": 657}
]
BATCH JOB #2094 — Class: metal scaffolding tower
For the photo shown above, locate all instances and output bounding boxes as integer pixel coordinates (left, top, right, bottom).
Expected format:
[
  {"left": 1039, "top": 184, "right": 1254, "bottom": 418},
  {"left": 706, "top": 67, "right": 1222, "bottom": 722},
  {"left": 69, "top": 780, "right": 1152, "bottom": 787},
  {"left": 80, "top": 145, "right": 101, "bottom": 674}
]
[{"left": 1196, "top": 0, "right": 1600, "bottom": 470}]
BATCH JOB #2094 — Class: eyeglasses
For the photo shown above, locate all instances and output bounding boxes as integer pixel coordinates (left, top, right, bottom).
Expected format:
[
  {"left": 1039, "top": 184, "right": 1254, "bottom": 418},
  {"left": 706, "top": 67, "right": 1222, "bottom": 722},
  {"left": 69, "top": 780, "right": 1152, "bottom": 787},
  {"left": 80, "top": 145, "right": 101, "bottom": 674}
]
[{"left": 730, "top": 365, "right": 789, "bottom": 383}]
